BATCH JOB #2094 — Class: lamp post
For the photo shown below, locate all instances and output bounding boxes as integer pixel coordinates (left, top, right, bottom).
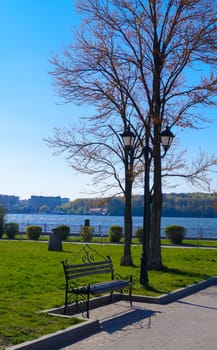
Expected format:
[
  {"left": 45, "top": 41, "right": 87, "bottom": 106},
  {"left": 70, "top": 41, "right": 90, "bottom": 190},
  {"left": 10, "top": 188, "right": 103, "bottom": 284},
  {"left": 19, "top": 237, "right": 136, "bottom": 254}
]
[
  {"left": 120, "top": 126, "right": 136, "bottom": 265},
  {"left": 121, "top": 124, "right": 174, "bottom": 285}
]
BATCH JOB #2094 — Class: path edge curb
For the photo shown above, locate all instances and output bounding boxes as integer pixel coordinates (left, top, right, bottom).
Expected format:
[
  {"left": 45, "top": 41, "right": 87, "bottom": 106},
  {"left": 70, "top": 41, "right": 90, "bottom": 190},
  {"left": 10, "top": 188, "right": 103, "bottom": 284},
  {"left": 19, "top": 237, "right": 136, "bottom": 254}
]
[{"left": 6, "top": 319, "right": 100, "bottom": 350}]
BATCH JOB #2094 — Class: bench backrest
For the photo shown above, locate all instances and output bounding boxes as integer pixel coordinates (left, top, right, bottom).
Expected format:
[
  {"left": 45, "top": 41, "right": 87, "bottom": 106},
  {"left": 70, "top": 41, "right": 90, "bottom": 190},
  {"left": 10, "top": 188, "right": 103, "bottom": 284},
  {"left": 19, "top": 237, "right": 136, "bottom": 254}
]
[{"left": 62, "top": 256, "right": 114, "bottom": 283}]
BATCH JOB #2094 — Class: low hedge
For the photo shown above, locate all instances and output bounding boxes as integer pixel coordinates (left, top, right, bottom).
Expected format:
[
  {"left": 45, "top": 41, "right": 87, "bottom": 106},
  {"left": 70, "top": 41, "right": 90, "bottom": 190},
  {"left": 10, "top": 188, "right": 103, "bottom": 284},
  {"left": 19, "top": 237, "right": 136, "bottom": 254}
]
[
  {"left": 26, "top": 226, "right": 42, "bottom": 240},
  {"left": 135, "top": 227, "right": 143, "bottom": 243},
  {"left": 4, "top": 222, "right": 19, "bottom": 239},
  {"left": 80, "top": 226, "right": 94, "bottom": 242},
  {"left": 164, "top": 225, "right": 186, "bottom": 244},
  {"left": 108, "top": 225, "right": 123, "bottom": 243},
  {"left": 52, "top": 225, "right": 70, "bottom": 240}
]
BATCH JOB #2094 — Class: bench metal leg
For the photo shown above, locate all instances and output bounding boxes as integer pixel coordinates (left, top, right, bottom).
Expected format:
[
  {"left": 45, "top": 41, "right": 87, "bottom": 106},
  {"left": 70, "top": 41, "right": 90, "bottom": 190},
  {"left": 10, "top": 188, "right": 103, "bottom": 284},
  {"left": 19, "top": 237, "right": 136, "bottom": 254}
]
[
  {"left": 64, "top": 289, "right": 68, "bottom": 314},
  {"left": 75, "top": 295, "right": 79, "bottom": 312},
  {"left": 109, "top": 291, "right": 113, "bottom": 303},
  {"left": 86, "top": 285, "right": 90, "bottom": 318},
  {"left": 129, "top": 276, "right": 133, "bottom": 306}
]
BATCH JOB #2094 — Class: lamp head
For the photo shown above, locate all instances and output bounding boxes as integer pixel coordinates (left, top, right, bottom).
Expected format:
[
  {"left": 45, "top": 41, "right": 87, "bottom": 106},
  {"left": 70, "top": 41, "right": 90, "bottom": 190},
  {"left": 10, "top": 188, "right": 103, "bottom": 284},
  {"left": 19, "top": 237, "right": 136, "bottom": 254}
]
[
  {"left": 160, "top": 126, "right": 175, "bottom": 153},
  {"left": 120, "top": 126, "right": 135, "bottom": 147}
]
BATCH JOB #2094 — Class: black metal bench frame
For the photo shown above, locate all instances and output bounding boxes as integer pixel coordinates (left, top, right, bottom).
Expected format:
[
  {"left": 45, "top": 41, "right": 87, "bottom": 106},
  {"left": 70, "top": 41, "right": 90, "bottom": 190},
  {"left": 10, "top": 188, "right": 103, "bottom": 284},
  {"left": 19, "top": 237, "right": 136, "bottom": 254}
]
[{"left": 61, "top": 248, "right": 133, "bottom": 318}]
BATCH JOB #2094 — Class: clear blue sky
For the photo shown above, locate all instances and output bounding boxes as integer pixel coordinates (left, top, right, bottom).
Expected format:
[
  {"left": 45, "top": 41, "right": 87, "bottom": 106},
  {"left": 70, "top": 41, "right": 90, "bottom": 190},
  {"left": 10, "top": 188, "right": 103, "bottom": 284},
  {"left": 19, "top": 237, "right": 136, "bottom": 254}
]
[
  {"left": 0, "top": 0, "right": 91, "bottom": 200},
  {"left": 0, "top": 0, "right": 216, "bottom": 200}
]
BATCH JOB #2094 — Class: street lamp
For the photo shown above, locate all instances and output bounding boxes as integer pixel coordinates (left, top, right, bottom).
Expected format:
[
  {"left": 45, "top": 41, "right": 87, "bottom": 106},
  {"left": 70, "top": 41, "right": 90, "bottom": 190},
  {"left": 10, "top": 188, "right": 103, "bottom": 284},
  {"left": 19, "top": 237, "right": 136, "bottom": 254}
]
[
  {"left": 120, "top": 126, "right": 136, "bottom": 266},
  {"left": 160, "top": 126, "right": 175, "bottom": 153},
  {"left": 120, "top": 126, "right": 135, "bottom": 148},
  {"left": 121, "top": 124, "right": 174, "bottom": 285}
]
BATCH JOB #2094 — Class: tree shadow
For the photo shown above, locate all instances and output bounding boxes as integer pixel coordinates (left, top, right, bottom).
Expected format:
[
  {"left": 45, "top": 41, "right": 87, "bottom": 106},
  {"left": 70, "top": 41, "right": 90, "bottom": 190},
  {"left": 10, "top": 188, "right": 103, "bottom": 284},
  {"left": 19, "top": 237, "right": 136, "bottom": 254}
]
[
  {"left": 161, "top": 265, "right": 211, "bottom": 280},
  {"left": 177, "top": 299, "right": 217, "bottom": 311},
  {"left": 144, "top": 284, "right": 166, "bottom": 294},
  {"left": 100, "top": 307, "right": 157, "bottom": 334},
  {"left": 137, "top": 266, "right": 212, "bottom": 295}
]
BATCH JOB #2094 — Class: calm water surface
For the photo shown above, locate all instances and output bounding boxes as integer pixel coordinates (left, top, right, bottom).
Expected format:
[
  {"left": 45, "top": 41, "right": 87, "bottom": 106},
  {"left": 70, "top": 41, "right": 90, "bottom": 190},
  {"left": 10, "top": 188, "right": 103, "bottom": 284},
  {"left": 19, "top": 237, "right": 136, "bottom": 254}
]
[{"left": 6, "top": 213, "right": 217, "bottom": 239}]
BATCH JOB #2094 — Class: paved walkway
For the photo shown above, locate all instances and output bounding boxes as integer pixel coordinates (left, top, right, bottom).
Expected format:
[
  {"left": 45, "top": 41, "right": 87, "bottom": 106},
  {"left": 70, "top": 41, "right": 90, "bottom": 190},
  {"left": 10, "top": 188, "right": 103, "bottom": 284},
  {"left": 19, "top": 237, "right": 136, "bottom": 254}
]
[{"left": 62, "top": 284, "right": 217, "bottom": 350}]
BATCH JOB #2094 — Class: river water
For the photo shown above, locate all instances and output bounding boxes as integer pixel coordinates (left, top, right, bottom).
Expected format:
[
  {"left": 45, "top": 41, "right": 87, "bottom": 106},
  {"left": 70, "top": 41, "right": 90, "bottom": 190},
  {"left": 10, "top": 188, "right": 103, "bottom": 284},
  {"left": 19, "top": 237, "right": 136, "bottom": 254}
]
[{"left": 6, "top": 213, "right": 217, "bottom": 239}]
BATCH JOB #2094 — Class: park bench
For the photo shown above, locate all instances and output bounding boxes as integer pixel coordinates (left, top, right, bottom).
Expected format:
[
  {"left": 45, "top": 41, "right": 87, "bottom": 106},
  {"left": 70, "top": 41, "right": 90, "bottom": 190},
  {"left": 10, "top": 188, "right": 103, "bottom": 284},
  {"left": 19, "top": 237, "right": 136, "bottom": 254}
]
[{"left": 61, "top": 245, "right": 133, "bottom": 318}]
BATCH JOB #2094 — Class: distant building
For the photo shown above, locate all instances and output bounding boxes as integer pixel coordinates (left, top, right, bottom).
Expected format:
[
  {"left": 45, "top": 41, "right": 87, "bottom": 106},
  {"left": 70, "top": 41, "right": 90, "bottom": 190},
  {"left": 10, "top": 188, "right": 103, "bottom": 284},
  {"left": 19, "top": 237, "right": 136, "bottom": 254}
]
[
  {"left": 60, "top": 197, "right": 70, "bottom": 205},
  {"left": 0, "top": 194, "right": 70, "bottom": 213},
  {"left": 29, "top": 196, "right": 62, "bottom": 212},
  {"left": 0, "top": 195, "right": 19, "bottom": 211}
]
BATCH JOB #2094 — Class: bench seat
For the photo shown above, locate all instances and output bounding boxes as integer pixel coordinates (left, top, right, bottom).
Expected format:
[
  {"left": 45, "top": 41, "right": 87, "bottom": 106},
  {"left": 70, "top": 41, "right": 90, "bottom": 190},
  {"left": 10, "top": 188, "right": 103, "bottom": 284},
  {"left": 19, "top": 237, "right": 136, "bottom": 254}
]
[{"left": 71, "top": 279, "right": 132, "bottom": 295}]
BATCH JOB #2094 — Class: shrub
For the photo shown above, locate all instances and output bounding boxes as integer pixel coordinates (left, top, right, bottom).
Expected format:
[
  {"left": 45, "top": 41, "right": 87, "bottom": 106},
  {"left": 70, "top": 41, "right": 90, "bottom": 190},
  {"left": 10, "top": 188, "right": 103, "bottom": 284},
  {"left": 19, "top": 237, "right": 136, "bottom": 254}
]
[
  {"left": 108, "top": 225, "right": 123, "bottom": 243},
  {"left": 52, "top": 225, "right": 70, "bottom": 240},
  {"left": 4, "top": 222, "right": 19, "bottom": 239},
  {"left": 0, "top": 206, "right": 7, "bottom": 238},
  {"left": 26, "top": 226, "right": 42, "bottom": 240},
  {"left": 135, "top": 227, "right": 143, "bottom": 243},
  {"left": 80, "top": 226, "right": 94, "bottom": 242},
  {"left": 164, "top": 225, "right": 186, "bottom": 244}
]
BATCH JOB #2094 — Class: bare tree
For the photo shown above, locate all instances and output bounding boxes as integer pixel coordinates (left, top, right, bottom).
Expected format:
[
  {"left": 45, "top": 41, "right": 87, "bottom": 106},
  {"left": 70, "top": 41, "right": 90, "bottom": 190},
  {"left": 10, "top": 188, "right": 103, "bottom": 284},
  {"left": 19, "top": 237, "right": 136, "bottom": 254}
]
[
  {"left": 46, "top": 121, "right": 143, "bottom": 266},
  {"left": 162, "top": 148, "right": 217, "bottom": 191},
  {"left": 49, "top": 0, "right": 217, "bottom": 270}
]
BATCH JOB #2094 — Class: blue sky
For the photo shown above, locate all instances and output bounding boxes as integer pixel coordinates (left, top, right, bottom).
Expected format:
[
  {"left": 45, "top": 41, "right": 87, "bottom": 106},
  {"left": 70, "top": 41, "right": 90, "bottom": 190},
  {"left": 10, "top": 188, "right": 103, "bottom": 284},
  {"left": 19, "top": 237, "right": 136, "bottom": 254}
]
[
  {"left": 0, "top": 0, "right": 91, "bottom": 200},
  {"left": 0, "top": 1, "right": 216, "bottom": 200}
]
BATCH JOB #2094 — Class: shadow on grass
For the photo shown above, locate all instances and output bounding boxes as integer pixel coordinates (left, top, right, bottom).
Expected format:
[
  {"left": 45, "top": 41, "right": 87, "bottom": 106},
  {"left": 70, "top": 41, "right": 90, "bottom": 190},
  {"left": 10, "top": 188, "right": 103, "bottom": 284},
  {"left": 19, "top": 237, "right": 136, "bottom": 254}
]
[
  {"left": 161, "top": 265, "right": 210, "bottom": 280},
  {"left": 163, "top": 243, "right": 197, "bottom": 247},
  {"left": 136, "top": 266, "right": 212, "bottom": 295},
  {"left": 145, "top": 284, "right": 166, "bottom": 294}
]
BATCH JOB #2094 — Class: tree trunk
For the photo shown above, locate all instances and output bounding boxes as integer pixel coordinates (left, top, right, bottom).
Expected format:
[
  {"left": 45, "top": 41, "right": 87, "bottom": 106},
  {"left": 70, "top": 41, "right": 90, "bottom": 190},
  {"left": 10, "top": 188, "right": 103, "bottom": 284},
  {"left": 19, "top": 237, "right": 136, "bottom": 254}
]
[
  {"left": 148, "top": 30, "right": 164, "bottom": 270},
  {"left": 120, "top": 197, "right": 133, "bottom": 266},
  {"left": 149, "top": 199, "right": 163, "bottom": 269}
]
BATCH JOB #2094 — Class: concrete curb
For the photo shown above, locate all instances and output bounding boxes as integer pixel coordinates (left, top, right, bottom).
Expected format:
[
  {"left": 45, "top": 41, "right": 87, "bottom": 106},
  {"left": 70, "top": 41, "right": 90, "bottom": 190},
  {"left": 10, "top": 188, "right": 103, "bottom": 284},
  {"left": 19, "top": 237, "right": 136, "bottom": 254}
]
[
  {"left": 6, "top": 276, "right": 217, "bottom": 350},
  {"left": 130, "top": 276, "right": 217, "bottom": 304},
  {"left": 6, "top": 319, "right": 100, "bottom": 350}
]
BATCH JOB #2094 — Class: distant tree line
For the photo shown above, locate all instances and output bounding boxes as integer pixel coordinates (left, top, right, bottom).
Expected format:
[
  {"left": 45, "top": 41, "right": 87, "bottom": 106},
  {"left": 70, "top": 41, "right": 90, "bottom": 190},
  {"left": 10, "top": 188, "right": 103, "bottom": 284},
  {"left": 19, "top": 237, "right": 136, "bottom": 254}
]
[
  {"left": 162, "top": 193, "right": 217, "bottom": 218},
  {"left": 60, "top": 193, "right": 217, "bottom": 218}
]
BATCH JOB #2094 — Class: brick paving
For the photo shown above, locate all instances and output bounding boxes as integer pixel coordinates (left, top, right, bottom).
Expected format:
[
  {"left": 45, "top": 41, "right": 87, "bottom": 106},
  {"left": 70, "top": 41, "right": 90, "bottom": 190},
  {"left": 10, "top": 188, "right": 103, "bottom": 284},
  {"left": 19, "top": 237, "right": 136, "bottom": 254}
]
[{"left": 62, "top": 284, "right": 217, "bottom": 350}]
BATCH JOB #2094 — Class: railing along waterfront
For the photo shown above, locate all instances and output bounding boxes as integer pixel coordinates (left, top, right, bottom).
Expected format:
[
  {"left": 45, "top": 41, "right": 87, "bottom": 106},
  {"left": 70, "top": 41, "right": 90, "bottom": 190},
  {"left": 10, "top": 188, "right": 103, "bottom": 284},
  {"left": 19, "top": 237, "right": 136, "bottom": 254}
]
[
  {"left": 8, "top": 222, "right": 217, "bottom": 240},
  {"left": 5, "top": 214, "right": 217, "bottom": 239}
]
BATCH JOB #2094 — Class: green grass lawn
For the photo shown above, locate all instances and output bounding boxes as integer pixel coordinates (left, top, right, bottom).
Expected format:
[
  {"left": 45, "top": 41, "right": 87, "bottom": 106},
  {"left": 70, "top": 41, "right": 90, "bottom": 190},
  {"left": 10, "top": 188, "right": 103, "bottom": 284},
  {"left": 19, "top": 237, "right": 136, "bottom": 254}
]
[{"left": 0, "top": 240, "right": 216, "bottom": 349}]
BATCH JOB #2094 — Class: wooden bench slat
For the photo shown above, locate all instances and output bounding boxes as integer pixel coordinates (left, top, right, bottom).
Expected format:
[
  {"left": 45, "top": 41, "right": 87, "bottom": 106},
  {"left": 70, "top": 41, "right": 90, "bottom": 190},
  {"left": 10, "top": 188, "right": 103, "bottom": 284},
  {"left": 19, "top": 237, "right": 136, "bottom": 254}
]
[
  {"left": 65, "top": 260, "right": 112, "bottom": 269},
  {"left": 70, "top": 280, "right": 132, "bottom": 295},
  {"left": 65, "top": 264, "right": 111, "bottom": 274},
  {"left": 90, "top": 280, "right": 131, "bottom": 294},
  {"left": 66, "top": 268, "right": 113, "bottom": 279}
]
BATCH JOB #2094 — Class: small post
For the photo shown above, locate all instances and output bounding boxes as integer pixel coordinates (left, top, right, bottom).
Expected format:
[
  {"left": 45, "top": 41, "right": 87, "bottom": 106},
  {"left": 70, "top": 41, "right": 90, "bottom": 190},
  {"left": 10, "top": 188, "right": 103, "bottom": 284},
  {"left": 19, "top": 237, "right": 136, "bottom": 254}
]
[{"left": 48, "top": 229, "right": 62, "bottom": 251}]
